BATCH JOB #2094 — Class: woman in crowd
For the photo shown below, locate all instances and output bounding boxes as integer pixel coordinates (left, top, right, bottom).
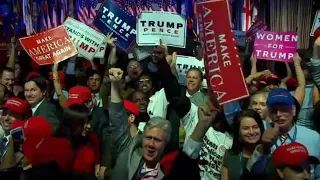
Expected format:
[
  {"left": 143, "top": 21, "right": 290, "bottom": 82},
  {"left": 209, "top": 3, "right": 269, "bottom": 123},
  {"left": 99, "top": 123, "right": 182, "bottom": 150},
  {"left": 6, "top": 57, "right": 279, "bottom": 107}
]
[
  {"left": 55, "top": 104, "right": 100, "bottom": 179},
  {"left": 250, "top": 91, "right": 272, "bottom": 123},
  {"left": 221, "top": 109, "right": 265, "bottom": 180}
]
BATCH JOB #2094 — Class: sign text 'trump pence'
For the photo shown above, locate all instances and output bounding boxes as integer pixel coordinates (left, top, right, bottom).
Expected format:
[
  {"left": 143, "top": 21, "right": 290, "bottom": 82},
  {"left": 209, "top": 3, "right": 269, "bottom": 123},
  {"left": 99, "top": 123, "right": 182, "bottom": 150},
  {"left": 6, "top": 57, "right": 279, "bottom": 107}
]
[
  {"left": 137, "top": 11, "right": 187, "bottom": 48},
  {"left": 19, "top": 26, "right": 78, "bottom": 65},
  {"left": 94, "top": 0, "right": 136, "bottom": 53},
  {"left": 254, "top": 30, "right": 298, "bottom": 62},
  {"left": 197, "top": 0, "right": 249, "bottom": 105},
  {"left": 64, "top": 17, "right": 105, "bottom": 60}
]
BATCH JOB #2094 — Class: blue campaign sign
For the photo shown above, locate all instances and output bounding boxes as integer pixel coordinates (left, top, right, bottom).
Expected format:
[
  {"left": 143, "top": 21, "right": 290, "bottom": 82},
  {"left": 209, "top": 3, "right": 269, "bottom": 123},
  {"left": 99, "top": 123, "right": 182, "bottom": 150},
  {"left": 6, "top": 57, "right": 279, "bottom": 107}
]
[{"left": 94, "top": 0, "right": 136, "bottom": 53}]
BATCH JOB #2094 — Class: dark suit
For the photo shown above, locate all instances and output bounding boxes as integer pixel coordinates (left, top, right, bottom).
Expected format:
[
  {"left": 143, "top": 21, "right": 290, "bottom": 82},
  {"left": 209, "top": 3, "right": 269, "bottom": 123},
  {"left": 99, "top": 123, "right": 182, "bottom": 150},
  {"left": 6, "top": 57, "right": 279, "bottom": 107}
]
[
  {"left": 90, "top": 106, "right": 114, "bottom": 169},
  {"left": 33, "top": 99, "right": 60, "bottom": 132}
]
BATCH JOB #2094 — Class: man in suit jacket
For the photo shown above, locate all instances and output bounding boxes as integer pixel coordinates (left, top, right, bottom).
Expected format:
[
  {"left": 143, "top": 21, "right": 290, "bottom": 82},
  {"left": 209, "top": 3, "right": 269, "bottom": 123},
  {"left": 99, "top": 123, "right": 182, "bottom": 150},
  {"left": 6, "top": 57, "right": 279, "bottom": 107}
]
[
  {"left": 24, "top": 76, "right": 60, "bottom": 132},
  {"left": 109, "top": 68, "right": 214, "bottom": 180}
]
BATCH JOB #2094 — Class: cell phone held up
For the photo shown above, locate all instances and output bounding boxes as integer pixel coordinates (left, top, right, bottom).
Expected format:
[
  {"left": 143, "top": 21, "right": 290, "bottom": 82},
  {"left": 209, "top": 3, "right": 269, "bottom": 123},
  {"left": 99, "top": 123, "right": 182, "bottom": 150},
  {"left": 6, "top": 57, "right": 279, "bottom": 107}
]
[{"left": 10, "top": 127, "right": 25, "bottom": 145}]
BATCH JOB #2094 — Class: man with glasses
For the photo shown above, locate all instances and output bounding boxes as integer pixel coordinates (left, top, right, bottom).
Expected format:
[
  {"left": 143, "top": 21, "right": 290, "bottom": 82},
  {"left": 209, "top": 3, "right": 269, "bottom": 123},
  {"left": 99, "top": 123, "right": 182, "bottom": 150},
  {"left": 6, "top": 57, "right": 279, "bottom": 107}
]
[{"left": 246, "top": 88, "right": 320, "bottom": 179}]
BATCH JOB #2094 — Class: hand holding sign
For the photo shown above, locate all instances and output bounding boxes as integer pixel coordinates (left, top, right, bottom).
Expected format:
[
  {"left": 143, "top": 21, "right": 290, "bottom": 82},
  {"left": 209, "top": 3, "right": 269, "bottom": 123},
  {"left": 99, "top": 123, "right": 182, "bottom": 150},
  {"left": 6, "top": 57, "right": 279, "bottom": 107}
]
[{"left": 106, "top": 32, "right": 117, "bottom": 48}]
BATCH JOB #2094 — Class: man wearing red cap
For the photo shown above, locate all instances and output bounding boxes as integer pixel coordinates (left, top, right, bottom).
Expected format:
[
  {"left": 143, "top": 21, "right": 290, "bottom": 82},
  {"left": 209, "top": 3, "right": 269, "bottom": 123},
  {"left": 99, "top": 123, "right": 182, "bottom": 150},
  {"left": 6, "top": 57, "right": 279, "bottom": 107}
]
[
  {"left": 0, "top": 97, "right": 30, "bottom": 137},
  {"left": 273, "top": 142, "right": 319, "bottom": 180}
]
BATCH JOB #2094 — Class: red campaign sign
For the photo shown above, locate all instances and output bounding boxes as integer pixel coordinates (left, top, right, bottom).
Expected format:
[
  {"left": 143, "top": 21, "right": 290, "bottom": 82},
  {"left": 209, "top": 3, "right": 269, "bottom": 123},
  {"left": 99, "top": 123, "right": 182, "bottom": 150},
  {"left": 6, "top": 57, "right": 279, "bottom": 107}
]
[
  {"left": 197, "top": 0, "right": 249, "bottom": 105},
  {"left": 19, "top": 26, "right": 78, "bottom": 66}
]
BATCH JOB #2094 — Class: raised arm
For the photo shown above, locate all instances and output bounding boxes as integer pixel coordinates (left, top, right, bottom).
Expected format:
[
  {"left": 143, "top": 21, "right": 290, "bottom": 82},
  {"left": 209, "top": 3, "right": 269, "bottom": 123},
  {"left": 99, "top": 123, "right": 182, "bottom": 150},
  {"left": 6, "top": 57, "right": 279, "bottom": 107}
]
[
  {"left": 250, "top": 54, "right": 257, "bottom": 76},
  {"left": 109, "top": 68, "right": 131, "bottom": 154},
  {"left": 311, "top": 36, "right": 320, "bottom": 90},
  {"left": 281, "top": 62, "right": 292, "bottom": 84},
  {"left": 99, "top": 33, "right": 117, "bottom": 105},
  {"left": 52, "top": 62, "right": 67, "bottom": 109},
  {"left": 6, "top": 37, "right": 16, "bottom": 69},
  {"left": 293, "top": 53, "right": 306, "bottom": 105}
]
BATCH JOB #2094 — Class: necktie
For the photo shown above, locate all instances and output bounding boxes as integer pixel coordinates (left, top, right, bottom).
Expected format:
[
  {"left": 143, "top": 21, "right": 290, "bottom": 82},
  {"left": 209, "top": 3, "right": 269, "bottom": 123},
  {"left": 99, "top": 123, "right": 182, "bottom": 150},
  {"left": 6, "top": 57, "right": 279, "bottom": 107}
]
[{"left": 280, "top": 134, "right": 288, "bottom": 145}]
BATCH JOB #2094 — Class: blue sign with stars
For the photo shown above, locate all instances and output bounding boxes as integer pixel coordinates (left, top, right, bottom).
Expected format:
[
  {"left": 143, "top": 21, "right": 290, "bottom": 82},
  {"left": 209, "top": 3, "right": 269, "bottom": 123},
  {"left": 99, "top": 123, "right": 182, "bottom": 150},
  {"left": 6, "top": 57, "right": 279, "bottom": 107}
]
[{"left": 94, "top": 0, "right": 136, "bottom": 53}]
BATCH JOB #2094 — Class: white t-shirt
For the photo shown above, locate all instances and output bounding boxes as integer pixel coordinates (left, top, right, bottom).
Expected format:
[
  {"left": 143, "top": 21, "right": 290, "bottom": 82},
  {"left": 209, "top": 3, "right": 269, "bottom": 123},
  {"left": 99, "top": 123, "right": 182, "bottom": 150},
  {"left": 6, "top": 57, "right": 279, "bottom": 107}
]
[{"left": 182, "top": 103, "right": 233, "bottom": 180}]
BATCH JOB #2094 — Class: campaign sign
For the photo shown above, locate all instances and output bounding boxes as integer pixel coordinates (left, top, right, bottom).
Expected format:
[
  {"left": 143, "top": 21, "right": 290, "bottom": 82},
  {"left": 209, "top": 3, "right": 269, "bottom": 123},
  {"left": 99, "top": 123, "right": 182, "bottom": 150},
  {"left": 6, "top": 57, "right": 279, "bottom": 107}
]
[
  {"left": 310, "top": 10, "right": 320, "bottom": 36},
  {"left": 254, "top": 30, "right": 298, "bottom": 62},
  {"left": 246, "top": 20, "right": 268, "bottom": 42},
  {"left": 233, "top": 30, "right": 246, "bottom": 47},
  {"left": 176, "top": 55, "right": 207, "bottom": 88},
  {"left": 64, "top": 17, "right": 105, "bottom": 60},
  {"left": 133, "top": 46, "right": 152, "bottom": 61},
  {"left": 94, "top": 40, "right": 107, "bottom": 58},
  {"left": 137, "top": 11, "right": 187, "bottom": 48},
  {"left": 19, "top": 26, "right": 77, "bottom": 66},
  {"left": 94, "top": 0, "right": 136, "bottom": 53},
  {"left": 197, "top": 0, "right": 249, "bottom": 104}
]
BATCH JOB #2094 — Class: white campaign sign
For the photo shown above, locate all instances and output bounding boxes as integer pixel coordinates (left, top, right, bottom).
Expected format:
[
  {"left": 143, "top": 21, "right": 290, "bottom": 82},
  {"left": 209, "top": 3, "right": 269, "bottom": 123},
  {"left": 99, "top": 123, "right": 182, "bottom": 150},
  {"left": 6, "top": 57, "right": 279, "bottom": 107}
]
[
  {"left": 137, "top": 11, "right": 187, "bottom": 48},
  {"left": 94, "top": 39, "right": 107, "bottom": 58},
  {"left": 311, "top": 10, "right": 320, "bottom": 36},
  {"left": 176, "top": 55, "right": 207, "bottom": 88},
  {"left": 133, "top": 46, "right": 152, "bottom": 61},
  {"left": 234, "top": 30, "right": 247, "bottom": 47},
  {"left": 63, "top": 17, "right": 105, "bottom": 60}
]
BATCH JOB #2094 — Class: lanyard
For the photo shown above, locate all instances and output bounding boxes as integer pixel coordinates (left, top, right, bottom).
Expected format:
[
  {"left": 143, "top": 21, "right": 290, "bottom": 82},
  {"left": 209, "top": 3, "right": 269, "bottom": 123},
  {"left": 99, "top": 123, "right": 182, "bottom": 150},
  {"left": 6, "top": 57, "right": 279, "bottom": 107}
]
[{"left": 274, "top": 125, "right": 297, "bottom": 148}]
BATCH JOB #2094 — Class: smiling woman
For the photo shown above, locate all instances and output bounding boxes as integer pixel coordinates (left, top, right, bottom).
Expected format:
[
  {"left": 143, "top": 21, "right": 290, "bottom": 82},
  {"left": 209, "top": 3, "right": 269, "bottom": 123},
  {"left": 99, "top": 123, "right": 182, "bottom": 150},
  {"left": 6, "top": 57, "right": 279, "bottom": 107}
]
[{"left": 221, "top": 109, "right": 265, "bottom": 180}]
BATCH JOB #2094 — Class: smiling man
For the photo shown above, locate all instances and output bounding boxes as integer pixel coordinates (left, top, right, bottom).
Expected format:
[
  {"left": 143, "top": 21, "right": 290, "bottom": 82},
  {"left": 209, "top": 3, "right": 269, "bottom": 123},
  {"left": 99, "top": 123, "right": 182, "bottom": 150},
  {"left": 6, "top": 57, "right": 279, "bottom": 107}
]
[
  {"left": 185, "top": 68, "right": 208, "bottom": 107},
  {"left": 246, "top": 88, "right": 320, "bottom": 179},
  {"left": 24, "top": 76, "right": 60, "bottom": 132}
]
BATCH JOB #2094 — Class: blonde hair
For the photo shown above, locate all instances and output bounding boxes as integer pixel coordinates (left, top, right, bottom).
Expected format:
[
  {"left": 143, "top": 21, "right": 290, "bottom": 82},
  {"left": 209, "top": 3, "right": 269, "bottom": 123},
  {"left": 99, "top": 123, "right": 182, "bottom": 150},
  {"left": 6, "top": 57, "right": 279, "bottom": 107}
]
[{"left": 249, "top": 91, "right": 269, "bottom": 108}]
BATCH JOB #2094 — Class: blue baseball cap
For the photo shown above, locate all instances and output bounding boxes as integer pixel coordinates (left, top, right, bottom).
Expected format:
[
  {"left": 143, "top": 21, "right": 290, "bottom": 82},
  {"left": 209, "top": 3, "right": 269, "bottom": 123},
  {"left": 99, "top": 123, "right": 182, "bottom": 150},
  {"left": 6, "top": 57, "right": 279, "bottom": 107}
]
[{"left": 267, "top": 88, "right": 294, "bottom": 107}]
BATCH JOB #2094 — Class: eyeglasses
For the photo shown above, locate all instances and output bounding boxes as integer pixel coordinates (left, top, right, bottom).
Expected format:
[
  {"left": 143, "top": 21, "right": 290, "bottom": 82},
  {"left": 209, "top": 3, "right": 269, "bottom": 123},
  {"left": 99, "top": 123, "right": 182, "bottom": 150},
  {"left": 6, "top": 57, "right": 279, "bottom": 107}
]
[{"left": 138, "top": 79, "right": 151, "bottom": 84}]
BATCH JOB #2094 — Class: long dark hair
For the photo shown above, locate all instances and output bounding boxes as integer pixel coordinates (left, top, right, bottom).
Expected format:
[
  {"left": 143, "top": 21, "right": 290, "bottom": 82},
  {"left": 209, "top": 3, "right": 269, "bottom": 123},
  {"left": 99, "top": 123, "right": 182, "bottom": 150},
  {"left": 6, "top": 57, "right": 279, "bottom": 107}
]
[
  {"left": 230, "top": 109, "right": 265, "bottom": 154},
  {"left": 56, "top": 104, "right": 89, "bottom": 149}
]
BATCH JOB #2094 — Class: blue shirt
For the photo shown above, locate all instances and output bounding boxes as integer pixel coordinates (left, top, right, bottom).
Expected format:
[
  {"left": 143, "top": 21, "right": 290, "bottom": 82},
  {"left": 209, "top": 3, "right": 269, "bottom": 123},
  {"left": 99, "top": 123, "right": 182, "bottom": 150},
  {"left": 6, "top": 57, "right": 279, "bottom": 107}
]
[{"left": 250, "top": 123, "right": 320, "bottom": 179}]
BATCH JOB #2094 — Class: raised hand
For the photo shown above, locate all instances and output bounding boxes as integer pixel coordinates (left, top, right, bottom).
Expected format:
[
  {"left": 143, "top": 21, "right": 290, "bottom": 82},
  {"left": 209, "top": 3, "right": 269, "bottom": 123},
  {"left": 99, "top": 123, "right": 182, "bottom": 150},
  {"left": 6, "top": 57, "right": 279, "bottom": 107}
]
[
  {"left": 109, "top": 68, "right": 123, "bottom": 82},
  {"left": 293, "top": 53, "right": 302, "bottom": 66},
  {"left": 106, "top": 32, "right": 117, "bottom": 48},
  {"left": 198, "top": 97, "right": 220, "bottom": 126},
  {"left": 159, "top": 39, "right": 169, "bottom": 57},
  {"left": 261, "top": 123, "right": 280, "bottom": 149},
  {"left": 250, "top": 53, "right": 257, "bottom": 64}
]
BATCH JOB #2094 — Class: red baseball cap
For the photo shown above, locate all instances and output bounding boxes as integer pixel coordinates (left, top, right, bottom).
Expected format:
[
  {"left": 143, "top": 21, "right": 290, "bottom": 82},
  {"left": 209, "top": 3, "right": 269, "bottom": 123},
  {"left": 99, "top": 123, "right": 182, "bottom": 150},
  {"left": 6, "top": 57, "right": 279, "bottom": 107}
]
[
  {"left": 273, "top": 142, "right": 319, "bottom": 167},
  {"left": 267, "top": 73, "right": 281, "bottom": 85},
  {"left": 4, "top": 97, "right": 30, "bottom": 116},
  {"left": 65, "top": 86, "right": 92, "bottom": 107},
  {"left": 26, "top": 71, "right": 41, "bottom": 80},
  {"left": 286, "top": 77, "right": 298, "bottom": 89},
  {"left": 11, "top": 116, "right": 53, "bottom": 137},
  {"left": 124, "top": 100, "right": 140, "bottom": 116},
  {"left": 49, "top": 72, "right": 66, "bottom": 88},
  {"left": 22, "top": 135, "right": 73, "bottom": 172}
]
